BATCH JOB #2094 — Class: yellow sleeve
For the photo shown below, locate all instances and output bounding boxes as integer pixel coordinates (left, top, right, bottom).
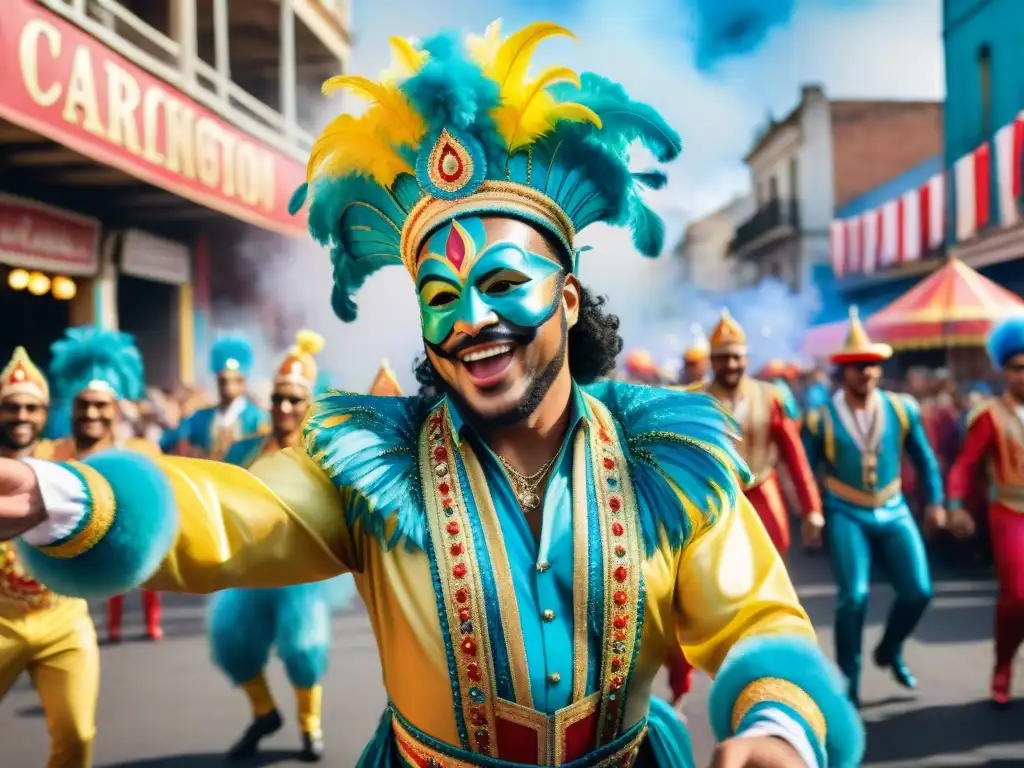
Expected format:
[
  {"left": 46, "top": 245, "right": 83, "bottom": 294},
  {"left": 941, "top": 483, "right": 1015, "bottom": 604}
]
[
  {"left": 673, "top": 493, "right": 814, "bottom": 675},
  {"left": 143, "top": 448, "right": 354, "bottom": 593}
]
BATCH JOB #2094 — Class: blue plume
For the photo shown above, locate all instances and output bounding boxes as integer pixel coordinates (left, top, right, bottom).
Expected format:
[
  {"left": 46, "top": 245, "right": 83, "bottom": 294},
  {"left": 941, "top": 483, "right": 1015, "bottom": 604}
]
[
  {"left": 49, "top": 327, "right": 145, "bottom": 401},
  {"left": 210, "top": 336, "right": 254, "bottom": 377},
  {"left": 987, "top": 316, "right": 1024, "bottom": 369}
]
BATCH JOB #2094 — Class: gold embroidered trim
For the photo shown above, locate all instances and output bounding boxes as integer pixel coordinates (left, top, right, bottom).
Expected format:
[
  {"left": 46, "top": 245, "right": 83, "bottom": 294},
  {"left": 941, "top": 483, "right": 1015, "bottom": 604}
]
[
  {"left": 824, "top": 475, "right": 901, "bottom": 508},
  {"left": 731, "top": 677, "right": 827, "bottom": 745},
  {"left": 493, "top": 698, "right": 546, "bottom": 764},
  {"left": 461, "top": 444, "right": 534, "bottom": 709},
  {"left": 570, "top": 428, "right": 591, "bottom": 702},
  {"left": 554, "top": 692, "right": 601, "bottom": 765},
  {"left": 39, "top": 462, "right": 115, "bottom": 559},
  {"left": 400, "top": 182, "right": 577, "bottom": 277}
]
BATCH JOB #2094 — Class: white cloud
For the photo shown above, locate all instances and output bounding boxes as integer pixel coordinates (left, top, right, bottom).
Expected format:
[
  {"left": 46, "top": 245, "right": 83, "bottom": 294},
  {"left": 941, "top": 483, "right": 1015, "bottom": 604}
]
[{"left": 247, "top": 0, "right": 944, "bottom": 388}]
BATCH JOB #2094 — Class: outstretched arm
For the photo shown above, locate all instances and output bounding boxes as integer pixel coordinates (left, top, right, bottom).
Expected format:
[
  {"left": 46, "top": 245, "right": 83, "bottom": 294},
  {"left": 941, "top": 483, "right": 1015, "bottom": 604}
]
[
  {"left": 16, "top": 447, "right": 356, "bottom": 599},
  {"left": 770, "top": 396, "right": 821, "bottom": 519},
  {"left": 947, "top": 408, "right": 994, "bottom": 511},
  {"left": 902, "top": 396, "right": 944, "bottom": 507},
  {"left": 675, "top": 493, "right": 863, "bottom": 768}
]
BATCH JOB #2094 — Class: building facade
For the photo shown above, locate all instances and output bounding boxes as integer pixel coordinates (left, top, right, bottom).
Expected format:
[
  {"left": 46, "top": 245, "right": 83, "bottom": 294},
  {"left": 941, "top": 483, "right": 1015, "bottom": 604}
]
[
  {"left": 729, "top": 84, "right": 942, "bottom": 291},
  {"left": 674, "top": 195, "right": 753, "bottom": 292},
  {"left": 0, "top": 0, "right": 351, "bottom": 389}
]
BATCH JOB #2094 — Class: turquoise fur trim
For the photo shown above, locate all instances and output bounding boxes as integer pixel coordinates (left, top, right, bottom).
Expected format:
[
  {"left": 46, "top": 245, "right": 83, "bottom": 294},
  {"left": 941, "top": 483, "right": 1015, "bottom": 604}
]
[
  {"left": 646, "top": 697, "right": 696, "bottom": 768},
  {"left": 210, "top": 336, "right": 254, "bottom": 376},
  {"left": 707, "top": 634, "right": 865, "bottom": 768},
  {"left": 300, "top": 29, "right": 682, "bottom": 323},
  {"left": 207, "top": 589, "right": 276, "bottom": 684},
  {"left": 738, "top": 701, "right": 826, "bottom": 768},
  {"left": 582, "top": 380, "right": 750, "bottom": 555},
  {"left": 987, "top": 316, "right": 1024, "bottom": 368},
  {"left": 48, "top": 326, "right": 145, "bottom": 401},
  {"left": 303, "top": 392, "right": 435, "bottom": 552},
  {"left": 18, "top": 451, "right": 178, "bottom": 600}
]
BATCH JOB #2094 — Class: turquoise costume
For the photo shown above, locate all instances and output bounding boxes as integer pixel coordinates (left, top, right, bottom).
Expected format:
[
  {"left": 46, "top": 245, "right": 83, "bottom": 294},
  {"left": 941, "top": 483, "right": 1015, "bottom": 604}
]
[
  {"left": 802, "top": 310, "right": 942, "bottom": 704},
  {"left": 163, "top": 337, "right": 267, "bottom": 456},
  {"left": 17, "top": 21, "right": 864, "bottom": 768}
]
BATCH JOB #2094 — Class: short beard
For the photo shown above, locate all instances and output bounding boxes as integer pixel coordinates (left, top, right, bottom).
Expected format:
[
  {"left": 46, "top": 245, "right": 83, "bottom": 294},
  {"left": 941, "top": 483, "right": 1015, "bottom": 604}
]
[
  {"left": 439, "top": 311, "right": 568, "bottom": 431},
  {"left": 0, "top": 426, "right": 35, "bottom": 451}
]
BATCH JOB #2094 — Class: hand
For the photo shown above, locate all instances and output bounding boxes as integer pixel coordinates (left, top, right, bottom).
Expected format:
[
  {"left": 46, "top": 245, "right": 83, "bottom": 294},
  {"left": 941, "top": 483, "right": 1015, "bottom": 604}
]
[
  {"left": 948, "top": 508, "right": 976, "bottom": 539},
  {"left": 802, "top": 512, "right": 825, "bottom": 549},
  {"left": 922, "top": 504, "right": 947, "bottom": 539},
  {"left": 0, "top": 458, "right": 46, "bottom": 541},
  {"left": 710, "top": 736, "right": 807, "bottom": 768}
]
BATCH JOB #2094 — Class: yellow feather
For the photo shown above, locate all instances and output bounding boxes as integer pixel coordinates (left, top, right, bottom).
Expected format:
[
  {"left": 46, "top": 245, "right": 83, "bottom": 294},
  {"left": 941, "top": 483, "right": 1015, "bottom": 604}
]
[
  {"left": 294, "top": 330, "right": 325, "bottom": 356},
  {"left": 486, "top": 21, "right": 575, "bottom": 90},
  {"left": 319, "top": 75, "right": 425, "bottom": 148},
  {"left": 307, "top": 114, "right": 413, "bottom": 186},
  {"left": 388, "top": 36, "right": 428, "bottom": 74},
  {"left": 466, "top": 20, "right": 503, "bottom": 64}
]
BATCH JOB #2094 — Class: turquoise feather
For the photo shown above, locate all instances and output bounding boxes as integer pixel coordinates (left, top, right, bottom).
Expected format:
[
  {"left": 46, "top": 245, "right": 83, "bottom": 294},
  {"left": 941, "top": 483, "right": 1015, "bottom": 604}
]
[
  {"left": 209, "top": 336, "right": 254, "bottom": 376},
  {"left": 584, "top": 381, "right": 751, "bottom": 554},
  {"left": 49, "top": 327, "right": 145, "bottom": 402},
  {"left": 302, "top": 392, "right": 435, "bottom": 551}
]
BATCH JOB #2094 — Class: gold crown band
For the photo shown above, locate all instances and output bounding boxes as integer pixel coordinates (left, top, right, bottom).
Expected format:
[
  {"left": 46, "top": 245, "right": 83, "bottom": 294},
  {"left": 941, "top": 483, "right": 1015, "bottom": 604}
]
[
  {"left": 400, "top": 181, "right": 577, "bottom": 278},
  {"left": 0, "top": 382, "right": 49, "bottom": 404}
]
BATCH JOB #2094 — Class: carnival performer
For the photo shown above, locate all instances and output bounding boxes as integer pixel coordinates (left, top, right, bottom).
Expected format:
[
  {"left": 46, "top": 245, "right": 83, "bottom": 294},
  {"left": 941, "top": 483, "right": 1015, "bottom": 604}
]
[
  {"left": 164, "top": 336, "right": 267, "bottom": 459},
  {"left": 945, "top": 316, "right": 1024, "bottom": 707},
  {"left": 699, "top": 309, "right": 822, "bottom": 556},
  {"left": 47, "top": 328, "right": 164, "bottom": 643},
  {"left": 803, "top": 307, "right": 945, "bottom": 706},
  {"left": 2, "top": 22, "right": 863, "bottom": 768},
  {"left": 681, "top": 324, "right": 710, "bottom": 386},
  {"left": 211, "top": 330, "right": 358, "bottom": 762},
  {"left": 0, "top": 347, "right": 99, "bottom": 768}
]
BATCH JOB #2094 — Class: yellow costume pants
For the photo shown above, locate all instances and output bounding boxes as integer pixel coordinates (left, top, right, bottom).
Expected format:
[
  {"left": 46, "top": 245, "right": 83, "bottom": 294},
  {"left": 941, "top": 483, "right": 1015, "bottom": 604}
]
[{"left": 0, "top": 599, "right": 99, "bottom": 768}]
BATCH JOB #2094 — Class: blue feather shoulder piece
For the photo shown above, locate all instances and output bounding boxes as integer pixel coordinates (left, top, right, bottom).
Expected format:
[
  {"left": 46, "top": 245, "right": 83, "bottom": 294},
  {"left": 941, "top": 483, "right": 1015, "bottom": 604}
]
[
  {"left": 302, "top": 391, "right": 436, "bottom": 552},
  {"left": 582, "top": 380, "right": 751, "bottom": 555}
]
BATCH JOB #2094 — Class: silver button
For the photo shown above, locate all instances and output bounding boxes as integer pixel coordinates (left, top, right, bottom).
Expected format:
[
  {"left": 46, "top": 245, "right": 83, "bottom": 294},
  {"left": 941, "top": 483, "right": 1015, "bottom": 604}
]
[
  {"left": 547, "top": 672, "right": 561, "bottom": 685},
  {"left": 541, "top": 609, "right": 555, "bottom": 622},
  {"left": 536, "top": 561, "right": 550, "bottom": 573}
]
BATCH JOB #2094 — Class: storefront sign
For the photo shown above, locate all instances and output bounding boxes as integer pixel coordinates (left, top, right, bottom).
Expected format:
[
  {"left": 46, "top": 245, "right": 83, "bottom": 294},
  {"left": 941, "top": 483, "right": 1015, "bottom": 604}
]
[
  {"left": 120, "top": 229, "right": 191, "bottom": 285},
  {"left": 0, "top": 0, "right": 308, "bottom": 237},
  {"left": 0, "top": 193, "right": 100, "bottom": 275}
]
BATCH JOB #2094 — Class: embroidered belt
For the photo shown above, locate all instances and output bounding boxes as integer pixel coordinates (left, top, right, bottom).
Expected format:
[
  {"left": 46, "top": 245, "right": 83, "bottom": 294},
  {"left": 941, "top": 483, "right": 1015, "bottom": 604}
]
[
  {"left": 824, "top": 476, "right": 901, "bottom": 508},
  {"left": 392, "top": 705, "right": 647, "bottom": 768}
]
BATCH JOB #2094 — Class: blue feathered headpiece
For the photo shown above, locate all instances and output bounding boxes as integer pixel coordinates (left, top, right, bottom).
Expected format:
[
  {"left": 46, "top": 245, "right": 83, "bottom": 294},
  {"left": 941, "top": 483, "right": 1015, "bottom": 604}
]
[
  {"left": 210, "top": 336, "right": 254, "bottom": 377},
  {"left": 987, "top": 316, "right": 1024, "bottom": 369},
  {"left": 49, "top": 327, "right": 145, "bottom": 402},
  {"left": 289, "top": 20, "right": 682, "bottom": 322}
]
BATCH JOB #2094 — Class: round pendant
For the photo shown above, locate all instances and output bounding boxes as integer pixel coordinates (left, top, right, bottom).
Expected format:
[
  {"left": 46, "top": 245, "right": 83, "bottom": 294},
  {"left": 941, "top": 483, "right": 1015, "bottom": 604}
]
[{"left": 521, "top": 491, "right": 540, "bottom": 510}]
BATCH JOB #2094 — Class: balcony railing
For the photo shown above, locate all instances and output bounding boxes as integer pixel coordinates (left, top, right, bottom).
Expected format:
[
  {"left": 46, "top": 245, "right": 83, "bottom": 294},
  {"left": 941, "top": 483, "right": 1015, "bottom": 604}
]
[
  {"left": 37, "top": 0, "right": 317, "bottom": 161},
  {"left": 729, "top": 198, "right": 800, "bottom": 257}
]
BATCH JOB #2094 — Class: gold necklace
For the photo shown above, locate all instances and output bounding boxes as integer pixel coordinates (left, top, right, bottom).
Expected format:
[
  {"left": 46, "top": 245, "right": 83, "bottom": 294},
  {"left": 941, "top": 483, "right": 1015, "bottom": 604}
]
[{"left": 499, "top": 454, "right": 556, "bottom": 511}]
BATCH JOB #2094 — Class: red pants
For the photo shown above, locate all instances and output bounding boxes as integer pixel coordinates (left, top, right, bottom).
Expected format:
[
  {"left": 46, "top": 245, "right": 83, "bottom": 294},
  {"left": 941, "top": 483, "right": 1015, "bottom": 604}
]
[
  {"left": 746, "top": 476, "right": 790, "bottom": 556},
  {"left": 107, "top": 590, "right": 162, "bottom": 640},
  {"left": 989, "top": 503, "right": 1024, "bottom": 668},
  {"left": 665, "top": 646, "right": 693, "bottom": 703}
]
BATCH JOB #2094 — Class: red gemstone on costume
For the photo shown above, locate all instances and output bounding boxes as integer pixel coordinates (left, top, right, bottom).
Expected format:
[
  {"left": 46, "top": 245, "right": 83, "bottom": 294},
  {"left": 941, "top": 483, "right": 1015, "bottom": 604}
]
[
  {"left": 455, "top": 588, "right": 469, "bottom": 603},
  {"left": 453, "top": 563, "right": 468, "bottom": 579},
  {"left": 611, "top": 522, "right": 624, "bottom": 536},
  {"left": 611, "top": 657, "right": 622, "bottom": 672},
  {"left": 476, "top": 731, "right": 491, "bottom": 749},
  {"left": 438, "top": 482, "right": 451, "bottom": 495},
  {"left": 613, "top": 590, "right": 628, "bottom": 606},
  {"left": 461, "top": 637, "right": 477, "bottom": 655},
  {"left": 603, "top": 457, "right": 615, "bottom": 470},
  {"left": 447, "top": 521, "right": 460, "bottom": 535},
  {"left": 609, "top": 496, "right": 621, "bottom": 512},
  {"left": 610, "top": 675, "right": 623, "bottom": 690},
  {"left": 451, "top": 543, "right": 464, "bottom": 556},
  {"left": 438, "top": 143, "right": 464, "bottom": 183},
  {"left": 459, "top": 608, "right": 471, "bottom": 622},
  {"left": 614, "top": 629, "right": 626, "bottom": 641},
  {"left": 613, "top": 615, "right": 628, "bottom": 629},
  {"left": 434, "top": 446, "right": 447, "bottom": 461},
  {"left": 467, "top": 662, "right": 481, "bottom": 681},
  {"left": 471, "top": 706, "right": 487, "bottom": 725},
  {"left": 599, "top": 429, "right": 611, "bottom": 443},
  {"left": 443, "top": 497, "right": 454, "bottom": 508},
  {"left": 614, "top": 566, "right": 627, "bottom": 582},
  {"left": 615, "top": 544, "right": 626, "bottom": 557}
]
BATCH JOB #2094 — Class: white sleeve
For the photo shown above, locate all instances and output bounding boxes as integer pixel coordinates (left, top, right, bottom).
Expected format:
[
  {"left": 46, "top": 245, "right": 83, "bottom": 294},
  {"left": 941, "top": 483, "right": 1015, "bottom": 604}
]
[
  {"left": 20, "top": 459, "right": 90, "bottom": 547},
  {"left": 735, "top": 706, "right": 820, "bottom": 767}
]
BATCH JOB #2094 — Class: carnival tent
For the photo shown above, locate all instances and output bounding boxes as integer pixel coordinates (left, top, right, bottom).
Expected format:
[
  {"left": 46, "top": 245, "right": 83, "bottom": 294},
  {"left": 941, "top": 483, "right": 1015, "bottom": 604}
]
[{"left": 865, "top": 258, "right": 1024, "bottom": 349}]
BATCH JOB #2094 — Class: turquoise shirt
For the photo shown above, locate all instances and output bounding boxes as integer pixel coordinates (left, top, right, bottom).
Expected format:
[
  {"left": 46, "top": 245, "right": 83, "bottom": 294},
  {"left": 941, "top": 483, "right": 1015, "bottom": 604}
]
[
  {"left": 176, "top": 400, "right": 267, "bottom": 455},
  {"left": 803, "top": 390, "right": 943, "bottom": 526},
  {"left": 447, "top": 384, "right": 599, "bottom": 713}
]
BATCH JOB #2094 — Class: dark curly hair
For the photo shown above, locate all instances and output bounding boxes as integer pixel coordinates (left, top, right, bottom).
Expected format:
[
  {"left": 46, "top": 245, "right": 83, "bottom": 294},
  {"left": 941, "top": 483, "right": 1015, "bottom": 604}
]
[{"left": 413, "top": 283, "right": 623, "bottom": 397}]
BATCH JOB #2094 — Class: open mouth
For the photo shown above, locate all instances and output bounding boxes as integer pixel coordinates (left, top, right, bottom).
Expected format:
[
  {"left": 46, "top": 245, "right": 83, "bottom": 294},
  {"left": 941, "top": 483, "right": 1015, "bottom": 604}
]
[{"left": 459, "top": 342, "right": 516, "bottom": 386}]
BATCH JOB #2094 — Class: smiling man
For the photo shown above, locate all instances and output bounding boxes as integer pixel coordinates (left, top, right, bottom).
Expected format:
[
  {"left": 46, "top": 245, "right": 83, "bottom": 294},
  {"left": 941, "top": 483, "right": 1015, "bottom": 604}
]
[{"left": 0, "top": 21, "right": 861, "bottom": 768}]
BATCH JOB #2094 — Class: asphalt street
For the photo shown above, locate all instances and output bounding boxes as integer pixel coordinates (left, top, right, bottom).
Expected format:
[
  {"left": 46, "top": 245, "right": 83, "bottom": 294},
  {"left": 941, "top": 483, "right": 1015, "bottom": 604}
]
[{"left": 1, "top": 545, "right": 1021, "bottom": 767}]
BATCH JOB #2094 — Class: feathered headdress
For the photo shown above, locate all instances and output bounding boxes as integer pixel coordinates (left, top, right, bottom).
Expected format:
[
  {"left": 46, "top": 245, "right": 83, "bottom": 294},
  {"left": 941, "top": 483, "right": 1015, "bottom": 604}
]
[
  {"left": 210, "top": 336, "right": 255, "bottom": 377},
  {"left": 290, "top": 20, "right": 682, "bottom": 321},
  {"left": 274, "top": 329, "right": 325, "bottom": 392},
  {"left": 49, "top": 327, "right": 145, "bottom": 402},
  {"left": 987, "top": 316, "right": 1024, "bottom": 369}
]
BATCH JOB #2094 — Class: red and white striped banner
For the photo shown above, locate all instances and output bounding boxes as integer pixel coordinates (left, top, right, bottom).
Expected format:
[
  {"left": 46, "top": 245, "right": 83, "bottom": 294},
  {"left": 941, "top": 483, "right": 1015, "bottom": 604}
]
[
  {"left": 994, "top": 112, "right": 1024, "bottom": 227},
  {"left": 829, "top": 172, "right": 945, "bottom": 277}
]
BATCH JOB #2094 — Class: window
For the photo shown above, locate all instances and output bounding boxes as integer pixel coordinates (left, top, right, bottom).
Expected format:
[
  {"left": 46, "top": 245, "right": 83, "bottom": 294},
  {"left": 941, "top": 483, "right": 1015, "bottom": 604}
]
[
  {"left": 979, "top": 44, "right": 992, "bottom": 138},
  {"left": 789, "top": 156, "right": 799, "bottom": 202}
]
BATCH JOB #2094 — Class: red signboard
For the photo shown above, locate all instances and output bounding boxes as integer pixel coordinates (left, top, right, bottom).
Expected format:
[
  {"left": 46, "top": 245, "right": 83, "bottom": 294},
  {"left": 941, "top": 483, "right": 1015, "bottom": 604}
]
[
  {"left": 0, "top": 193, "right": 100, "bottom": 275},
  {"left": 0, "top": 0, "right": 308, "bottom": 237}
]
